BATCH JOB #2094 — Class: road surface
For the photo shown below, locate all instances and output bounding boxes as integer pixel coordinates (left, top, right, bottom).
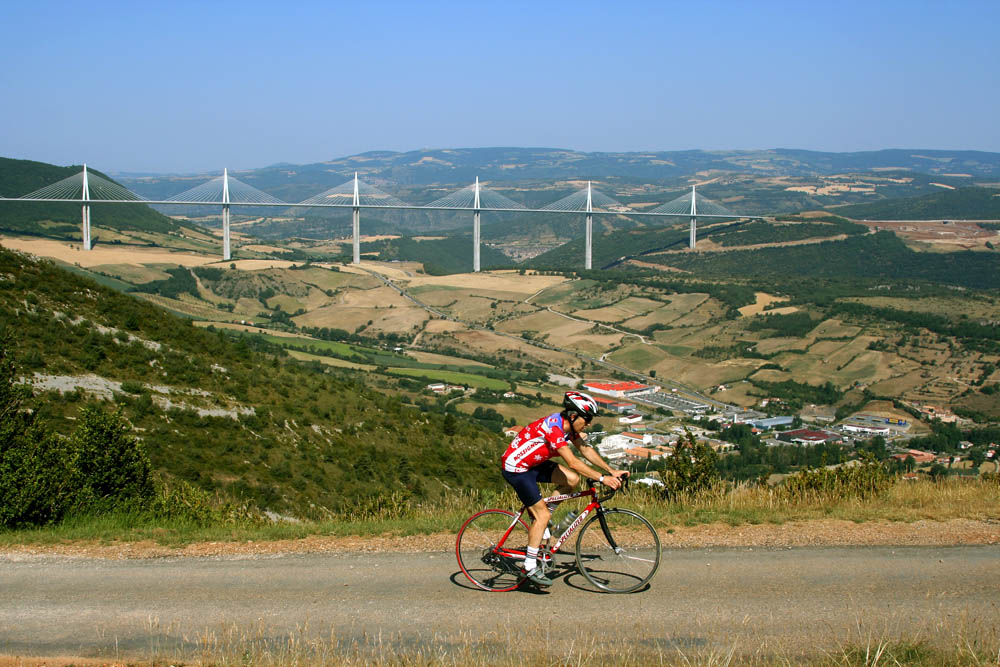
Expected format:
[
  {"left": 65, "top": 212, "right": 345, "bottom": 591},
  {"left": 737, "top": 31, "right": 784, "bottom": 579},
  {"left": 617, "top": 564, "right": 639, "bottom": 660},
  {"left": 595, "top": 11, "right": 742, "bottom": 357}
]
[{"left": 2, "top": 545, "right": 998, "bottom": 662}]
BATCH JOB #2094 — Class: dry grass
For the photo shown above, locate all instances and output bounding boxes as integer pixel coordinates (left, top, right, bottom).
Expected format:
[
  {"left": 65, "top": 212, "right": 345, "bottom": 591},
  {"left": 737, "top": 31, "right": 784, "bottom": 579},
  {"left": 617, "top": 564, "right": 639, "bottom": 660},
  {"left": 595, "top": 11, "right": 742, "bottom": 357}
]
[{"left": 4, "top": 620, "right": 996, "bottom": 666}]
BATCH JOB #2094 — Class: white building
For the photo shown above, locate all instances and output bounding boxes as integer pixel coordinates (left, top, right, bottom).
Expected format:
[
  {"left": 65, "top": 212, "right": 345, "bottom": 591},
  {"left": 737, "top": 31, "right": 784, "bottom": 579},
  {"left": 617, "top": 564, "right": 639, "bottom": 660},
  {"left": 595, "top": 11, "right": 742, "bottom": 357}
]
[{"left": 596, "top": 432, "right": 651, "bottom": 462}]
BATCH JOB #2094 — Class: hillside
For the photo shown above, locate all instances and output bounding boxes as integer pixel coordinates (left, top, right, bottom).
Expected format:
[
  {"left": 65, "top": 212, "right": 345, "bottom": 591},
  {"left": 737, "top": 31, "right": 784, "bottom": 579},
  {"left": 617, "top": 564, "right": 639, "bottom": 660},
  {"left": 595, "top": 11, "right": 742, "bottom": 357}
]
[
  {"left": 0, "top": 157, "right": 191, "bottom": 240},
  {"left": 830, "top": 186, "right": 1000, "bottom": 220},
  {"left": 641, "top": 231, "right": 1000, "bottom": 290},
  {"left": 0, "top": 246, "right": 507, "bottom": 518}
]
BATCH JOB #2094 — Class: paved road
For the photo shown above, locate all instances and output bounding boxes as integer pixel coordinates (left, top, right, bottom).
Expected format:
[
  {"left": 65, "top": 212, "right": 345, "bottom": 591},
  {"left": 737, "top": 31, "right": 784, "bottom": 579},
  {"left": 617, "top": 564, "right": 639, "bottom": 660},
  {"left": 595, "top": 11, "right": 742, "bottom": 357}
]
[{"left": 2, "top": 546, "right": 998, "bottom": 661}]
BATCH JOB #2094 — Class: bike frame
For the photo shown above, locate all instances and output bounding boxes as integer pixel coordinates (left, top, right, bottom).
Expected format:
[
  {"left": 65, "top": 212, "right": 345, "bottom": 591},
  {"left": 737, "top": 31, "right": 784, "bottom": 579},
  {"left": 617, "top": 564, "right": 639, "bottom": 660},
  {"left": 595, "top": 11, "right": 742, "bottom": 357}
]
[{"left": 493, "top": 484, "right": 610, "bottom": 563}]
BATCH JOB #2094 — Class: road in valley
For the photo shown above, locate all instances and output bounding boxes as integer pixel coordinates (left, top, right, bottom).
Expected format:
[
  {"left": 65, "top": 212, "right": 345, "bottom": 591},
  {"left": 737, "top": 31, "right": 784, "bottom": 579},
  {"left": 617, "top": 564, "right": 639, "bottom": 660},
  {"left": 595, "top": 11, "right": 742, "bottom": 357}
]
[{"left": 2, "top": 546, "right": 998, "bottom": 661}]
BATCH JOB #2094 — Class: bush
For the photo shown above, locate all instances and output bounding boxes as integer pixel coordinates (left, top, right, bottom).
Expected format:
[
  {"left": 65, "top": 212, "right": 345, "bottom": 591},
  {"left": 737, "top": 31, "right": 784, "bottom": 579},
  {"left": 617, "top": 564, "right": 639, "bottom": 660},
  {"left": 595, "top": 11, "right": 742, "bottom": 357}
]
[
  {"left": 69, "top": 406, "right": 154, "bottom": 510},
  {"left": 0, "top": 332, "right": 76, "bottom": 527}
]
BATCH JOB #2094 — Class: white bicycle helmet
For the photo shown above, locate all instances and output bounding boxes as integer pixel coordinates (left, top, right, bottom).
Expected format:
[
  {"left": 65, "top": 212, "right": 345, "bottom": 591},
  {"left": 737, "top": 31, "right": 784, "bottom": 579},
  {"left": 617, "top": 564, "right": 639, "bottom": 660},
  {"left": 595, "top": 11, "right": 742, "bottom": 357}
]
[{"left": 563, "top": 391, "right": 598, "bottom": 422}]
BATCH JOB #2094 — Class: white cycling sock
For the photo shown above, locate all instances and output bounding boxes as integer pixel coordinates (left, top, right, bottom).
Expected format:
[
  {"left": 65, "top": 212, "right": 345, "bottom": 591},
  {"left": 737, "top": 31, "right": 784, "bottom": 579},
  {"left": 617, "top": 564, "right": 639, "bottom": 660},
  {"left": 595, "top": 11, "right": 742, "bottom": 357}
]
[{"left": 524, "top": 546, "right": 539, "bottom": 571}]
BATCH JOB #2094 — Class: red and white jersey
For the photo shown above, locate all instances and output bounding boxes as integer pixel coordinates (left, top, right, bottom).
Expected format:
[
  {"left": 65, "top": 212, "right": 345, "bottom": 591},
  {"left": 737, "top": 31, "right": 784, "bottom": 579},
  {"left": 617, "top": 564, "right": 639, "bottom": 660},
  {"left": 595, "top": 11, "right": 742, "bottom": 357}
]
[{"left": 502, "top": 413, "right": 570, "bottom": 473}]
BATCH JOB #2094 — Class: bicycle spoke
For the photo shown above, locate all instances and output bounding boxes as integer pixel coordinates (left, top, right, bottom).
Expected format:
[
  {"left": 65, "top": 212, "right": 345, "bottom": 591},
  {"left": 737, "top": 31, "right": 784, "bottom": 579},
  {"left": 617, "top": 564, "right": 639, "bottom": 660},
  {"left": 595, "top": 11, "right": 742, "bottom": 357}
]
[
  {"left": 456, "top": 509, "right": 529, "bottom": 592},
  {"left": 575, "top": 509, "right": 660, "bottom": 593}
]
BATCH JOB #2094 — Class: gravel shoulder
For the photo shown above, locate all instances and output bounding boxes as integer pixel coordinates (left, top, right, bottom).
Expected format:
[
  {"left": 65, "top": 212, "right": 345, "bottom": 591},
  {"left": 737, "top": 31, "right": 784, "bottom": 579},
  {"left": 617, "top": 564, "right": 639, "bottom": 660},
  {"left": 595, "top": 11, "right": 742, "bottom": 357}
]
[{"left": 2, "top": 518, "right": 997, "bottom": 561}]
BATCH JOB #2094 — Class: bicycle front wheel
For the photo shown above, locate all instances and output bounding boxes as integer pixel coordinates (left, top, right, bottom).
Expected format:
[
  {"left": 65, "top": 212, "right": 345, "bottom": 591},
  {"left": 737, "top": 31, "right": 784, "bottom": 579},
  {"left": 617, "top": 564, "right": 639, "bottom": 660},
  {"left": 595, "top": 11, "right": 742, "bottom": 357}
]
[
  {"left": 575, "top": 508, "right": 660, "bottom": 593},
  {"left": 456, "top": 509, "right": 529, "bottom": 592}
]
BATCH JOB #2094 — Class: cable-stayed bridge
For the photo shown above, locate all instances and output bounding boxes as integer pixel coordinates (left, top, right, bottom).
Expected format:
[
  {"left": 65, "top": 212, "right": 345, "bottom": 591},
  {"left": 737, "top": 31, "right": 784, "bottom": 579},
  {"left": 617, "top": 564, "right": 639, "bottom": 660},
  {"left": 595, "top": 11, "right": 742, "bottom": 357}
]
[{"left": 1, "top": 165, "right": 747, "bottom": 270}]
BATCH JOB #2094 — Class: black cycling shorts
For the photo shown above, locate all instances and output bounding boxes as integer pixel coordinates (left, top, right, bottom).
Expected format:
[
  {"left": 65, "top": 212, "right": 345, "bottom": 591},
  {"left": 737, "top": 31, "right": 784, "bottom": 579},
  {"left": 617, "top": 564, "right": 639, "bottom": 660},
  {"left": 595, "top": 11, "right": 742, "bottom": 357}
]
[{"left": 502, "top": 460, "right": 559, "bottom": 508}]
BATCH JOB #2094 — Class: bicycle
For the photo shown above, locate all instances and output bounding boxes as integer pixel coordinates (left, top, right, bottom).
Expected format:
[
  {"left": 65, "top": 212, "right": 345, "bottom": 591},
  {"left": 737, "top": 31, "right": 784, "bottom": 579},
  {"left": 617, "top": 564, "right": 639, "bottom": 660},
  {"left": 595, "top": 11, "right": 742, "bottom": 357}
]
[{"left": 456, "top": 477, "right": 660, "bottom": 593}]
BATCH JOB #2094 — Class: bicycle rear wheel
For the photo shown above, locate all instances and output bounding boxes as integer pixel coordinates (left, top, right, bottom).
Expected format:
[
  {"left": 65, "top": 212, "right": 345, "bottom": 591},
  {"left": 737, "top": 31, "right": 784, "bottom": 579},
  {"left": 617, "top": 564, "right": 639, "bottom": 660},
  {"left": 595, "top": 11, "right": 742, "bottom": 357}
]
[
  {"left": 456, "top": 509, "right": 529, "bottom": 591},
  {"left": 574, "top": 508, "right": 660, "bottom": 593}
]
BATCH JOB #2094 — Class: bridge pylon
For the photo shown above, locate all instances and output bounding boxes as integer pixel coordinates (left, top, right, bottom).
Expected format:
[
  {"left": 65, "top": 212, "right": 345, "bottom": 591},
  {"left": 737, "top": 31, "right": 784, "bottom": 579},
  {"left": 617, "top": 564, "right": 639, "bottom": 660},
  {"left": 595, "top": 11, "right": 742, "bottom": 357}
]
[
  {"left": 689, "top": 185, "right": 697, "bottom": 250},
  {"left": 222, "top": 168, "right": 231, "bottom": 261}
]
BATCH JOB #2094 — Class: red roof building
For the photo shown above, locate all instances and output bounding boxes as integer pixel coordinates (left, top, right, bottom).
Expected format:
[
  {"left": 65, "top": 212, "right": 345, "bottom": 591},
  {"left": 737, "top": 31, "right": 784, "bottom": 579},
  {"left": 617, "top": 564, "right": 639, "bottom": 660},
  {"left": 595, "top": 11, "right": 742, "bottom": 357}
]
[
  {"left": 891, "top": 449, "right": 936, "bottom": 464},
  {"left": 583, "top": 380, "right": 659, "bottom": 398}
]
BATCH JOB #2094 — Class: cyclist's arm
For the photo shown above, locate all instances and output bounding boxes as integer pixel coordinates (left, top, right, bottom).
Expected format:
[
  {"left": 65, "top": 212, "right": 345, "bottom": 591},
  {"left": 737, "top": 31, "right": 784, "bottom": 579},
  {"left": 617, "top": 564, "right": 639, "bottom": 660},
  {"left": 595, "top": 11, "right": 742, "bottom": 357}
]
[
  {"left": 557, "top": 445, "right": 621, "bottom": 489},
  {"left": 579, "top": 445, "right": 628, "bottom": 481},
  {"left": 570, "top": 433, "right": 627, "bottom": 480}
]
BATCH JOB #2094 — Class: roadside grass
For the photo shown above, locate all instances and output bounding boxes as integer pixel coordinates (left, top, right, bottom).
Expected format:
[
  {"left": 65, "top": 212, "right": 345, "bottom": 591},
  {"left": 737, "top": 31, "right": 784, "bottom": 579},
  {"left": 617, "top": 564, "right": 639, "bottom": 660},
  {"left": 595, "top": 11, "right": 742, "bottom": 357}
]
[
  {"left": 11, "top": 622, "right": 996, "bottom": 666},
  {"left": 1, "top": 478, "right": 997, "bottom": 548}
]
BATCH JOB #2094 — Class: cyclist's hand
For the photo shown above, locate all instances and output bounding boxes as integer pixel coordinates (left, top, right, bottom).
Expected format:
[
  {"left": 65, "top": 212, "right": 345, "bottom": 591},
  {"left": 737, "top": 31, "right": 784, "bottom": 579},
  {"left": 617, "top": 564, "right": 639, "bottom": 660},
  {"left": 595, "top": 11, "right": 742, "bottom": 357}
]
[
  {"left": 602, "top": 475, "right": 622, "bottom": 490},
  {"left": 611, "top": 469, "right": 628, "bottom": 480}
]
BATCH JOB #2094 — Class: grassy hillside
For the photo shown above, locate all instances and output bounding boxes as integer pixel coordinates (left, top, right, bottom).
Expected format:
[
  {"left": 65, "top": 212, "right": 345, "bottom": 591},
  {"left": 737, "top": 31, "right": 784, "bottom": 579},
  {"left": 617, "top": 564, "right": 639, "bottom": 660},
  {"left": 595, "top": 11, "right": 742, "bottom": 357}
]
[
  {"left": 830, "top": 186, "right": 1000, "bottom": 220},
  {"left": 643, "top": 232, "right": 1000, "bottom": 290},
  {"left": 0, "top": 157, "right": 189, "bottom": 239},
  {"left": 0, "top": 246, "right": 506, "bottom": 518}
]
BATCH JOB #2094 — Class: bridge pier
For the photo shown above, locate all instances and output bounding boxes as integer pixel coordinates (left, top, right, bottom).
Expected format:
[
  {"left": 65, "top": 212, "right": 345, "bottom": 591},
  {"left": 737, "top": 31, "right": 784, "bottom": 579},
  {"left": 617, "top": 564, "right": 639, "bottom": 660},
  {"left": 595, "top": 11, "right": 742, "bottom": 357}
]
[{"left": 81, "top": 164, "right": 91, "bottom": 250}]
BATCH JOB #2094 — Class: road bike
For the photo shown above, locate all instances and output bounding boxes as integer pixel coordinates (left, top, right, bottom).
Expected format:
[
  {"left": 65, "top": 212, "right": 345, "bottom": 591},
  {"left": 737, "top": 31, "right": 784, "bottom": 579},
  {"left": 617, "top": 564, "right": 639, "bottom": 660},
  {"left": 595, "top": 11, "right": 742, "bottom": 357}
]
[{"left": 456, "top": 477, "right": 660, "bottom": 593}]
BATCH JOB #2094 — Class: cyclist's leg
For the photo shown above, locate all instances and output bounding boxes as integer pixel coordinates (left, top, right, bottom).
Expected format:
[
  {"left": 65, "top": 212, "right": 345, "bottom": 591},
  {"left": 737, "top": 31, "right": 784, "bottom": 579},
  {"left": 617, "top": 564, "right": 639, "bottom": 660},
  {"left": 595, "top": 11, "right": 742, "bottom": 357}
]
[
  {"left": 548, "top": 463, "right": 580, "bottom": 495},
  {"left": 501, "top": 466, "right": 552, "bottom": 551},
  {"left": 524, "top": 499, "right": 550, "bottom": 549},
  {"left": 502, "top": 466, "right": 554, "bottom": 585}
]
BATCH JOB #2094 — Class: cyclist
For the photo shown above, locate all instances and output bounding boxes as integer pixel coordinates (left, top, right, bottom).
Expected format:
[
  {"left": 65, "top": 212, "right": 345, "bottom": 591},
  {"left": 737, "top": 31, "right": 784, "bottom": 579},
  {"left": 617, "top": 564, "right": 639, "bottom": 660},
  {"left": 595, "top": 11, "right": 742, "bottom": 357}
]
[{"left": 501, "top": 390, "right": 626, "bottom": 587}]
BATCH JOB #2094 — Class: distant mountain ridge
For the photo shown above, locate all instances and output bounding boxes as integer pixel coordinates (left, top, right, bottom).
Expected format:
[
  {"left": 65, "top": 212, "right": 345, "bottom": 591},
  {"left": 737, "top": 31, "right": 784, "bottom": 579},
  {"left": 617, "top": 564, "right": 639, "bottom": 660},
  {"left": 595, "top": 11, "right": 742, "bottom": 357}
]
[{"left": 119, "top": 147, "right": 1000, "bottom": 204}]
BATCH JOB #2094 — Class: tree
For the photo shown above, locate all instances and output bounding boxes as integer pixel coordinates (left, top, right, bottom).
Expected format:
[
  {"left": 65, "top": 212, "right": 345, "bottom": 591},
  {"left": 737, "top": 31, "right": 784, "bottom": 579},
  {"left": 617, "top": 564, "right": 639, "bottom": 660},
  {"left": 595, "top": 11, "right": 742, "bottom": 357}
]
[
  {"left": 928, "top": 463, "right": 948, "bottom": 482},
  {"left": 858, "top": 435, "right": 887, "bottom": 460},
  {"left": 662, "top": 430, "right": 719, "bottom": 498},
  {"left": 443, "top": 413, "right": 458, "bottom": 436},
  {"left": 969, "top": 448, "right": 986, "bottom": 470}
]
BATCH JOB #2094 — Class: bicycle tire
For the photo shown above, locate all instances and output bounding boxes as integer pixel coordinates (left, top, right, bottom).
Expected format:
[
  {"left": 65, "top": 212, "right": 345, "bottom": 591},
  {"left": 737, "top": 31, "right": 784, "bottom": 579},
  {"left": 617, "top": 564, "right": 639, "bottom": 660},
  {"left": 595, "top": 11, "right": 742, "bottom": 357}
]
[
  {"left": 574, "top": 508, "right": 660, "bottom": 593},
  {"left": 456, "top": 509, "right": 530, "bottom": 592}
]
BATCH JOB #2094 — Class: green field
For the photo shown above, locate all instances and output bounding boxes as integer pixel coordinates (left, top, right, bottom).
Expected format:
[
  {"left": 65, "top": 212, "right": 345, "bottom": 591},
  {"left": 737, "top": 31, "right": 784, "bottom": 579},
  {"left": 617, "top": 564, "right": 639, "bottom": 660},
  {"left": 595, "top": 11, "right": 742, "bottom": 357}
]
[{"left": 387, "top": 367, "right": 509, "bottom": 390}]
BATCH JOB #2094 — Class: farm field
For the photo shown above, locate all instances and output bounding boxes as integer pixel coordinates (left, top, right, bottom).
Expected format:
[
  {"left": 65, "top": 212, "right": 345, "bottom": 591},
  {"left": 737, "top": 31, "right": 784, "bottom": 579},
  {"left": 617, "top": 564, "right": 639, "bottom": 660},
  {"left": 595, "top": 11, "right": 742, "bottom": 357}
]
[
  {"left": 738, "top": 292, "right": 790, "bottom": 317},
  {"left": 623, "top": 293, "right": 711, "bottom": 329},
  {"left": 0, "top": 235, "right": 220, "bottom": 268},
  {"left": 572, "top": 296, "right": 661, "bottom": 322}
]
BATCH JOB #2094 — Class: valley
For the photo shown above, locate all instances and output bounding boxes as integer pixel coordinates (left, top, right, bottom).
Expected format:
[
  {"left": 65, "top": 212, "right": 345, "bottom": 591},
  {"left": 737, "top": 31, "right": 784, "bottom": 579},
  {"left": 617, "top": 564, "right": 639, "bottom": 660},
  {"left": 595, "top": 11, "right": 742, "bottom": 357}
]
[{"left": 2, "top": 151, "right": 999, "bottom": 523}]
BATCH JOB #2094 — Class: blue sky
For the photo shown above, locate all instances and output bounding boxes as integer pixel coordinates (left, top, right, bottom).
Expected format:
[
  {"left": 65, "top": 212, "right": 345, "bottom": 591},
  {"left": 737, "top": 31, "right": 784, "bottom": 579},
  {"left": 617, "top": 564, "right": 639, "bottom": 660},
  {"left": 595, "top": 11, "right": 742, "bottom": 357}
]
[{"left": 2, "top": 0, "right": 998, "bottom": 173}]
